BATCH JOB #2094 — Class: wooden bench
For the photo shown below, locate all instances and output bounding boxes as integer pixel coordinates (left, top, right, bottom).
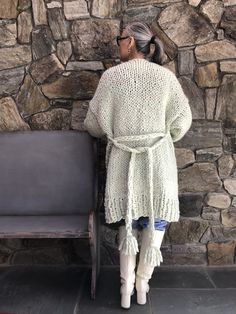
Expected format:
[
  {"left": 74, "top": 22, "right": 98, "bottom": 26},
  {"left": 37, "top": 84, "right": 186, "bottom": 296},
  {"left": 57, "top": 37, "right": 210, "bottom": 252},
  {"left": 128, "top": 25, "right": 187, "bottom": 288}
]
[{"left": 0, "top": 130, "right": 100, "bottom": 299}]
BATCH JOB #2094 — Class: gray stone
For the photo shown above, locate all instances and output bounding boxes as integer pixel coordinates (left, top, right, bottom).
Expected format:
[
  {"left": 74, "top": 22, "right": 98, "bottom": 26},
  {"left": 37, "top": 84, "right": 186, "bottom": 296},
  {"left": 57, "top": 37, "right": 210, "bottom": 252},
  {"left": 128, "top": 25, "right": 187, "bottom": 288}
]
[
  {"left": 18, "top": 0, "right": 32, "bottom": 10},
  {"left": 175, "top": 121, "right": 223, "bottom": 150},
  {"left": 178, "top": 50, "right": 194, "bottom": 75},
  {"left": 195, "top": 63, "right": 220, "bottom": 88},
  {"left": 222, "top": 128, "right": 236, "bottom": 153},
  {"left": 103, "top": 59, "right": 120, "bottom": 69},
  {"left": 29, "top": 53, "right": 64, "bottom": 84},
  {"left": 4, "top": 239, "right": 23, "bottom": 250},
  {"left": 163, "top": 61, "right": 176, "bottom": 75},
  {"left": 201, "top": 207, "right": 220, "bottom": 221},
  {"left": 10, "top": 250, "right": 33, "bottom": 264},
  {"left": 101, "top": 225, "right": 118, "bottom": 248},
  {"left": 215, "top": 75, "right": 236, "bottom": 127},
  {"left": 41, "top": 71, "right": 100, "bottom": 99},
  {"left": 64, "top": 0, "right": 90, "bottom": 20},
  {"left": 128, "top": 0, "right": 180, "bottom": 5},
  {"left": 232, "top": 197, "right": 236, "bottom": 207},
  {"left": 196, "top": 147, "right": 223, "bottom": 162},
  {"left": 71, "top": 100, "right": 89, "bottom": 130},
  {"left": 66, "top": 61, "right": 104, "bottom": 71},
  {"left": 24, "top": 238, "right": 63, "bottom": 248},
  {"left": 32, "top": 27, "right": 56, "bottom": 60},
  {"left": 91, "top": 0, "right": 122, "bottom": 18},
  {"left": 0, "top": 97, "right": 30, "bottom": 131},
  {"left": 11, "top": 247, "right": 65, "bottom": 264},
  {"left": 48, "top": 8, "right": 68, "bottom": 40},
  {"left": 0, "top": 21, "right": 17, "bottom": 47},
  {"left": 220, "top": 61, "right": 236, "bottom": 73},
  {"left": 205, "top": 192, "right": 231, "bottom": 208},
  {"left": 16, "top": 74, "right": 50, "bottom": 117},
  {"left": 151, "top": 21, "right": 178, "bottom": 60},
  {"left": 205, "top": 88, "right": 217, "bottom": 119},
  {"left": 200, "top": 226, "right": 212, "bottom": 244},
  {"left": 223, "top": 0, "right": 236, "bottom": 5},
  {"left": 179, "top": 163, "right": 222, "bottom": 193},
  {"left": 32, "top": 0, "right": 47, "bottom": 25},
  {"left": 51, "top": 99, "right": 72, "bottom": 108},
  {"left": 221, "top": 6, "right": 236, "bottom": 39},
  {"left": 232, "top": 169, "right": 236, "bottom": 178},
  {"left": 165, "top": 218, "right": 208, "bottom": 244},
  {"left": 57, "top": 41, "right": 72, "bottom": 65},
  {"left": 179, "top": 193, "right": 203, "bottom": 217},
  {"left": 221, "top": 208, "right": 236, "bottom": 227},
  {"left": 158, "top": 3, "right": 214, "bottom": 47},
  {"left": 200, "top": 0, "right": 224, "bottom": 25},
  {"left": 178, "top": 77, "right": 205, "bottom": 119},
  {"left": 216, "top": 28, "right": 224, "bottom": 40},
  {"left": 0, "top": 45, "right": 31, "bottom": 70},
  {"left": 162, "top": 243, "right": 207, "bottom": 265},
  {"left": 218, "top": 154, "right": 234, "bottom": 177},
  {"left": 71, "top": 19, "right": 120, "bottom": 60},
  {"left": 0, "top": 243, "right": 12, "bottom": 255},
  {"left": 72, "top": 238, "right": 94, "bottom": 265},
  {"left": 207, "top": 240, "right": 235, "bottom": 265},
  {"left": 195, "top": 40, "right": 236, "bottom": 62},
  {"left": 175, "top": 148, "right": 195, "bottom": 168},
  {"left": 0, "top": 67, "right": 25, "bottom": 96},
  {"left": 188, "top": 0, "right": 201, "bottom": 6},
  {"left": 0, "top": 0, "right": 18, "bottom": 19},
  {"left": 29, "top": 108, "right": 71, "bottom": 130},
  {"left": 17, "top": 11, "right": 33, "bottom": 44},
  {"left": 224, "top": 179, "right": 236, "bottom": 195},
  {"left": 46, "top": 1, "right": 62, "bottom": 8},
  {"left": 123, "top": 5, "right": 160, "bottom": 25},
  {"left": 211, "top": 225, "right": 236, "bottom": 242}
]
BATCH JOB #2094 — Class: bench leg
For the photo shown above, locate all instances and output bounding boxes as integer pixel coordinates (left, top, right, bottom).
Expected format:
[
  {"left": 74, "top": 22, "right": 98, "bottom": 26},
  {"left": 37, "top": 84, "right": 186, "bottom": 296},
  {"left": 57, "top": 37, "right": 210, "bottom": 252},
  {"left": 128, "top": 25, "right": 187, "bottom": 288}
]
[{"left": 88, "top": 211, "right": 100, "bottom": 299}]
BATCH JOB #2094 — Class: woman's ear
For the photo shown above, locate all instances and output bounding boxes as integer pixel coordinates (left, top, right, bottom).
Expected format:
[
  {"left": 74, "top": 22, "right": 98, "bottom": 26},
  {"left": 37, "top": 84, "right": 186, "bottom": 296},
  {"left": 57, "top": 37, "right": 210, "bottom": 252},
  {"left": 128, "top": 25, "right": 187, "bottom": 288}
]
[{"left": 128, "top": 36, "right": 135, "bottom": 50}]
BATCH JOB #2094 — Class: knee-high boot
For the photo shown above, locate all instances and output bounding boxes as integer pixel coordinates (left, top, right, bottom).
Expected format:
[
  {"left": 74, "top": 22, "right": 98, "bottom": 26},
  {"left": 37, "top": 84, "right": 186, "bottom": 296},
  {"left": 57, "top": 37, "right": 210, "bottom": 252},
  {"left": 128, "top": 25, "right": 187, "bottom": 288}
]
[
  {"left": 118, "top": 225, "right": 138, "bottom": 309},
  {"left": 135, "top": 227, "right": 165, "bottom": 305}
]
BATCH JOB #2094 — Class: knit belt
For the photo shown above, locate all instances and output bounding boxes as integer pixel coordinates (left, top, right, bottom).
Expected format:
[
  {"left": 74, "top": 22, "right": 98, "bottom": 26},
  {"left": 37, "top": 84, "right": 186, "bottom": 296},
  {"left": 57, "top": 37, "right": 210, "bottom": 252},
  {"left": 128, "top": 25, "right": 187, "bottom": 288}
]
[{"left": 107, "top": 132, "right": 170, "bottom": 265}]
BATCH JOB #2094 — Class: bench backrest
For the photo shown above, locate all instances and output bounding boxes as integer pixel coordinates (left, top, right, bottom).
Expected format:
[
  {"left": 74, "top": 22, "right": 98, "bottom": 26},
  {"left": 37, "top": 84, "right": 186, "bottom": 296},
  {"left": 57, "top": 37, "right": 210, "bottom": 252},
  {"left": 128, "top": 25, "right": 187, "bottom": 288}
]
[{"left": 0, "top": 130, "right": 97, "bottom": 215}]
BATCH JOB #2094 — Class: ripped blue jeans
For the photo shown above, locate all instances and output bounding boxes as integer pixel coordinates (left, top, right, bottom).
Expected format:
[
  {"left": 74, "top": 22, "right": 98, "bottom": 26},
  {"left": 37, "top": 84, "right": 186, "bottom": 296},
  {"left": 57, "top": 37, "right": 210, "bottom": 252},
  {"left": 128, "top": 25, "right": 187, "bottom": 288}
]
[{"left": 119, "top": 216, "right": 168, "bottom": 231}]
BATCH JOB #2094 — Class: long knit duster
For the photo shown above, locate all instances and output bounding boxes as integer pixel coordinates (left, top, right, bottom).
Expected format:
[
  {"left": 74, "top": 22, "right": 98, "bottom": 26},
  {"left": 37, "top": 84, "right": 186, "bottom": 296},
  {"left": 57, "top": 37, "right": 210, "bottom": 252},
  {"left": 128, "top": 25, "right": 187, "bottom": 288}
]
[{"left": 84, "top": 58, "right": 192, "bottom": 267}]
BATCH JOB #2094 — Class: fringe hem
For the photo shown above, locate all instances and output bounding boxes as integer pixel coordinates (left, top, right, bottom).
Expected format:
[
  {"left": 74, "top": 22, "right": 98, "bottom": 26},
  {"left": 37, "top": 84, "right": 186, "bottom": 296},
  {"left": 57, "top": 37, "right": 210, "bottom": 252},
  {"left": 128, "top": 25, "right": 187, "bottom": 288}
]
[{"left": 104, "top": 193, "right": 180, "bottom": 224}]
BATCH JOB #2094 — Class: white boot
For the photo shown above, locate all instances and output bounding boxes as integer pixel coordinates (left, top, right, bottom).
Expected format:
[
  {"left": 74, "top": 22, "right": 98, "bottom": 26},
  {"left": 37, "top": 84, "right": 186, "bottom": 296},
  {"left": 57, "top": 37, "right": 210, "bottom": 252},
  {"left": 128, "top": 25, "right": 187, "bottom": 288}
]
[
  {"left": 118, "top": 225, "right": 138, "bottom": 309},
  {"left": 135, "top": 227, "right": 165, "bottom": 305}
]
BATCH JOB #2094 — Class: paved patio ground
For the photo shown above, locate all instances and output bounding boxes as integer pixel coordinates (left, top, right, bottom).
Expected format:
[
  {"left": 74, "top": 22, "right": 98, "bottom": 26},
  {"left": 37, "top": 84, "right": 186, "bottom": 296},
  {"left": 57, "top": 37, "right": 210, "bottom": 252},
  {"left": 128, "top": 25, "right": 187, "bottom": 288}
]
[{"left": 0, "top": 265, "right": 235, "bottom": 314}]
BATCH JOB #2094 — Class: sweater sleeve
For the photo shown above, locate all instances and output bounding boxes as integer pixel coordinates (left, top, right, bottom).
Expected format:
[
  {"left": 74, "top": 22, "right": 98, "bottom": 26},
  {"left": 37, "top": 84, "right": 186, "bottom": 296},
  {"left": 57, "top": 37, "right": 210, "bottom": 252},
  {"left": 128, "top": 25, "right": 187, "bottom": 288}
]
[
  {"left": 166, "top": 74, "right": 192, "bottom": 143},
  {"left": 83, "top": 70, "right": 112, "bottom": 138},
  {"left": 83, "top": 106, "right": 105, "bottom": 138}
]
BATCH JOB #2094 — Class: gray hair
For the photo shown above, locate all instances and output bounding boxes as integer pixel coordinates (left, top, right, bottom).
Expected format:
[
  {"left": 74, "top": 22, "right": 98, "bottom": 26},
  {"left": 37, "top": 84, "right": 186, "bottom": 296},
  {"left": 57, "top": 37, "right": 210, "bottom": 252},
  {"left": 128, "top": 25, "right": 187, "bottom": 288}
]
[{"left": 124, "top": 22, "right": 165, "bottom": 65}]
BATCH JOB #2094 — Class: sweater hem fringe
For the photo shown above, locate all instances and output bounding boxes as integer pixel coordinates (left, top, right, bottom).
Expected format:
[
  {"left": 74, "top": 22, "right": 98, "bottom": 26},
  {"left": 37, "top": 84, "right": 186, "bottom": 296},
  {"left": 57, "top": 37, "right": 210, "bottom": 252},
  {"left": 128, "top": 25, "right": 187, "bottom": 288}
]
[{"left": 104, "top": 194, "right": 180, "bottom": 224}]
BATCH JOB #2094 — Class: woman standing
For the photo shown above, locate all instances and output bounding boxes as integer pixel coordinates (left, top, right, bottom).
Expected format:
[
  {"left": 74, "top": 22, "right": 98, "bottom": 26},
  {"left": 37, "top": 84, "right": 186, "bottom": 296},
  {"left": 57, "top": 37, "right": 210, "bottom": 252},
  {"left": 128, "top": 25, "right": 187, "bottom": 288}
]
[{"left": 84, "top": 22, "right": 192, "bottom": 309}]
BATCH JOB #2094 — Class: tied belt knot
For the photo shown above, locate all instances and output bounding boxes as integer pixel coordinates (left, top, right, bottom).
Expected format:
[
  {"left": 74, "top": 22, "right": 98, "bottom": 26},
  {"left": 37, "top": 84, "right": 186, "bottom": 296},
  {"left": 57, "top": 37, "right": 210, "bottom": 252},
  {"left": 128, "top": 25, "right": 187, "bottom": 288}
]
[{"left": 107, "top": 132, "right": 170, "bottom": 243}]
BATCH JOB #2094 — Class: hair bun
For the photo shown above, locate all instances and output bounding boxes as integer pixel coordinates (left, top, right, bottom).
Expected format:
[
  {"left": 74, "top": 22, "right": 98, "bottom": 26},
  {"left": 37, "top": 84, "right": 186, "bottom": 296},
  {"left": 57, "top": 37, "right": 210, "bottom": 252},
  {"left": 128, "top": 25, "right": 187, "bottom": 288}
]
[{"left": 150, "top": 35, "right": 155, "bottom": 44}]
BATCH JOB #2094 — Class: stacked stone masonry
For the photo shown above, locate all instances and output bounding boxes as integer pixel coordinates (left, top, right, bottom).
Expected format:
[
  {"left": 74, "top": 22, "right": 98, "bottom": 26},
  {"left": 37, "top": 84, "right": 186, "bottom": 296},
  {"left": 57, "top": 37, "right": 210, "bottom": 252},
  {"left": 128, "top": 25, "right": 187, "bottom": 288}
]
[{"left": 0, "top": 0, "right": 235, "bottom": 266}]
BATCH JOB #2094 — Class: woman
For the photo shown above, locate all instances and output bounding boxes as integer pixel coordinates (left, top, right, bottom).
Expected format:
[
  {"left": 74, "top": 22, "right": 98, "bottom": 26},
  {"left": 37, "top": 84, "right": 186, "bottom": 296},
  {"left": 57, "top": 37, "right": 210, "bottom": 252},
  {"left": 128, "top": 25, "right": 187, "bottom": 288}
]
[{"left": 84, "top": 22, "right": 192, "bottom": 309}]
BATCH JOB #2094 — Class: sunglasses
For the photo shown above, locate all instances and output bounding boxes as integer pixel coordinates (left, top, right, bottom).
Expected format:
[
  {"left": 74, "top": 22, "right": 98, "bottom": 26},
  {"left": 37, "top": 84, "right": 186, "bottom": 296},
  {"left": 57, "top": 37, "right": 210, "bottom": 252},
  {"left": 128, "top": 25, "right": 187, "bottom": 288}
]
[{"left": 116, "top": 35, "right": 130, "bottom": 46}]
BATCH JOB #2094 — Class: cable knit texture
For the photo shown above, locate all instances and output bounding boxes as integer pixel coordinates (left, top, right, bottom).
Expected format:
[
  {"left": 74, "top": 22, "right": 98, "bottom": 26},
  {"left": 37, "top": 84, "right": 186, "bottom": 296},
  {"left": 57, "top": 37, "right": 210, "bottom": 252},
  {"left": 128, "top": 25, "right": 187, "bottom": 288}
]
[{"left": 84, "top": 58, "right": 192, "bottom": 263}]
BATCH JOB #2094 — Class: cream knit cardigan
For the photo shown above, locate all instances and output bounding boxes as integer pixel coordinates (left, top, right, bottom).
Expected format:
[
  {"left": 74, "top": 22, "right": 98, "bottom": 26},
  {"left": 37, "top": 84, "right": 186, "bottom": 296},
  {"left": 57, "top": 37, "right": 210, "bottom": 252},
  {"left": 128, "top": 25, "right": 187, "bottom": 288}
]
[{"left": 84, "top": 58, "right": 192, "bottom": 266}]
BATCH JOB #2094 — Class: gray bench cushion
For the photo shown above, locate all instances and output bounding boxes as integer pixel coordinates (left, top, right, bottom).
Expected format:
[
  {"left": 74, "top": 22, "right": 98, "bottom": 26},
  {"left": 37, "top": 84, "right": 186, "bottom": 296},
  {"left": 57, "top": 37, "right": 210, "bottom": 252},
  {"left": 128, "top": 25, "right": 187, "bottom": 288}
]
[
  {"left": 0, "top": 215, "right": 89, "bottom": 238},
  {"left": 0, "top": 130, "right": 96, "bottom": 215}
]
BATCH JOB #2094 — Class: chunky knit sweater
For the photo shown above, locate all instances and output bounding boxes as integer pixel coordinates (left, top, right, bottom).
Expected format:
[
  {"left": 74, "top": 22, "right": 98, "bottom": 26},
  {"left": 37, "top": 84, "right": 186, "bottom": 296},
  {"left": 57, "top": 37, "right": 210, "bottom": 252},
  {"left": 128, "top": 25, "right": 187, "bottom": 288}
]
[{"left": 84, "top": 58, "right": 192, "bottom": 266}]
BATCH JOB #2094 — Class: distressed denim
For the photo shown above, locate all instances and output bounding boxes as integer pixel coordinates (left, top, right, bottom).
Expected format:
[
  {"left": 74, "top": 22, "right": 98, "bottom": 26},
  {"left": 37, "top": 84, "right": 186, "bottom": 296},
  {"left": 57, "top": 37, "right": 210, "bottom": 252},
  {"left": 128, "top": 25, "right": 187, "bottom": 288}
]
[{"left": 119, "top": 216, "right": 168, "bottom": 231}]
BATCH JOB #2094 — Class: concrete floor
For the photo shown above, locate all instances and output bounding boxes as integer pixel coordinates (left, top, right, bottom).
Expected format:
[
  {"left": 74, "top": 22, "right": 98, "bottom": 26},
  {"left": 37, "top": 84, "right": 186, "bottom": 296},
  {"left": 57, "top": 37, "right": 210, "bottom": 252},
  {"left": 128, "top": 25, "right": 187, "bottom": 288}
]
[{"left": 0, "top": 265, "right": 235, "bottom": 314}]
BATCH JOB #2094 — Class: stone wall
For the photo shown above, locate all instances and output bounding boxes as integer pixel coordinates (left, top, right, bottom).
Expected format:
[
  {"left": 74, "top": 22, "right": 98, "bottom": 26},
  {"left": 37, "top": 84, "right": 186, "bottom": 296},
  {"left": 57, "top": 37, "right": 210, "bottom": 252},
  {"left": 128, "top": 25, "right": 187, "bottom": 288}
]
[{"left": 0, "top": 0, "right": 236, "bottom": 266}]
